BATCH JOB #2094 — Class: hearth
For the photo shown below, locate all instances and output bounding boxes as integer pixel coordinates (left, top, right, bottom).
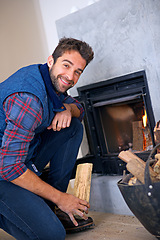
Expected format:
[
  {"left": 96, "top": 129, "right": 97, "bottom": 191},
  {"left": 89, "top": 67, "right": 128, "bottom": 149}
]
[{"left": 75, "top": 70, "right": 155, "bottom": 175}]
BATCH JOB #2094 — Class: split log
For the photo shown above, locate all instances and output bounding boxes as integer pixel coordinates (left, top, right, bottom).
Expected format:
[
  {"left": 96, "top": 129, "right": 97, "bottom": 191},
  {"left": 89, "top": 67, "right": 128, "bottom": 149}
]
[
  {"left": 74, "top": 163, "right": 93, "bottom": 202},
  {"left": 153, "top": 154, "right": 160, "bottom": 177},
  {"left": 128, "top": 176, "right": 138, "bottom": 186},
  {"left": 154, "top": 121, "right": 160, "bottom": 153},
  {"left": 118, "top": 150, "right": 158, "bottom": 184},
  {"left": 132, "top": 121, "right": 144, "bottom": 151},
  {"left": 118, "top": 150, "right": 145, "bottom": 164},
  {"left": 126, "top": 158, "right": 146, "bottom": 184},
  {"left": 143, "top": 126, "right": 153, "bottom": 151}
]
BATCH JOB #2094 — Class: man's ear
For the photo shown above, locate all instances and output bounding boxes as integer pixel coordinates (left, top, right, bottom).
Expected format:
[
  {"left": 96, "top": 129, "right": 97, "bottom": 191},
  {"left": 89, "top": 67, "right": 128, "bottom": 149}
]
[{"left": 47, "top": 55, "right": 54, "bottom": 69}]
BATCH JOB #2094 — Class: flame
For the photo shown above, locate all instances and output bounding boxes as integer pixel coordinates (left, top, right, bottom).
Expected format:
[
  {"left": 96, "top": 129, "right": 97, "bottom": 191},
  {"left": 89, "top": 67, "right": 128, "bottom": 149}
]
[{"left": 142, "top": 110, "right": 147, "bottom": 128}]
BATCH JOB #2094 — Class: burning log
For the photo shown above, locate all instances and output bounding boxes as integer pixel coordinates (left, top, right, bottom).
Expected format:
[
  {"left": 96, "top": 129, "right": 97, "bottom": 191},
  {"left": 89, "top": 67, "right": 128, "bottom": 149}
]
[
  {"left": 132, "top": 121, "right": 144, "bottom": 151},
  {"left": 143, "top": 126, "right": 153, "bottom": 151},
  {"left": 142, "top": 110, "right": 153, "bottom": 151},
  {"left": 132, "top": 119, "right": 153, "bottom": 151},
  {"left": 118, "top": 150, "right": 158, "bottom": 184}
]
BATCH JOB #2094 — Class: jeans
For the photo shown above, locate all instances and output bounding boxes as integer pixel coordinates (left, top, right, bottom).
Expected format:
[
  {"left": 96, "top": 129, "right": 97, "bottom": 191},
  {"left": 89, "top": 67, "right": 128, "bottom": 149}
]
[{"left": 0, "top": 118, "right": 83, "bottom": 240}]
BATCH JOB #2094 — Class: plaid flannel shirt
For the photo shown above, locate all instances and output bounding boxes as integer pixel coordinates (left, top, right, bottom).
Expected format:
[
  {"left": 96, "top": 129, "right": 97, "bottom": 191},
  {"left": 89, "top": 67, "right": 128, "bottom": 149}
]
[{"left": 0, "top": 92, "right": 84, "bottom": 181}]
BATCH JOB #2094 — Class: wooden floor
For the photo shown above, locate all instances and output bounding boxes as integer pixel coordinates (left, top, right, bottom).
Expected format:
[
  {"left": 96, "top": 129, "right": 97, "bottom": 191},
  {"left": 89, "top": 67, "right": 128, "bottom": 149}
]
[{"left": 0, "top": 211, "right": 157, "bottom": 240}]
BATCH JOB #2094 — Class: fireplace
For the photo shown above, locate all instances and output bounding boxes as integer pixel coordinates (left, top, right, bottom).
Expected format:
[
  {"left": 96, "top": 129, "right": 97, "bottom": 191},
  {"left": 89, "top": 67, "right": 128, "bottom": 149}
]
[{"left": 75, "top": 70, "right": 155, "bottom": 175}]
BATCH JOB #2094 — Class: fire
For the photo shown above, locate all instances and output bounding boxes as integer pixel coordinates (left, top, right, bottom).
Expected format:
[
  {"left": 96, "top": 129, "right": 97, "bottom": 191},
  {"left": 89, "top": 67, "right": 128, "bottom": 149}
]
[
  {"left": 142, "top": 110, "right": 147, "bottom": 128},
  {"left": 142, "top": 109, "right": 153, "bottom": 151}
]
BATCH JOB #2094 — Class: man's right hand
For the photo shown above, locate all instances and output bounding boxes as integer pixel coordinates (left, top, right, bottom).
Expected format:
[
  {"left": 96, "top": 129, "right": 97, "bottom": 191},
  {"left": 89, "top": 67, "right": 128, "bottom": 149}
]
[{"left": 57, "top": 192, "right": 90, "bottom": 226}]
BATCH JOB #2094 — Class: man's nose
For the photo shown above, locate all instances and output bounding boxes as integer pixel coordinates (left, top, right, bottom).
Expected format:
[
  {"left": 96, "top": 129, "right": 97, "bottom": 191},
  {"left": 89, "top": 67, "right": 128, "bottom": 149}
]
[{"left": 66, "top": 70, "right": 74, "bottom": 81}]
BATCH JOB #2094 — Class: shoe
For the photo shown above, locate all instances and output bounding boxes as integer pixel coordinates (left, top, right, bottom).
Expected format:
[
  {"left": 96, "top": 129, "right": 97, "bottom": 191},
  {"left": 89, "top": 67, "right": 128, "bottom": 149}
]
[{"left": 55, "top": 208, "right": 95, "bottom": 233}]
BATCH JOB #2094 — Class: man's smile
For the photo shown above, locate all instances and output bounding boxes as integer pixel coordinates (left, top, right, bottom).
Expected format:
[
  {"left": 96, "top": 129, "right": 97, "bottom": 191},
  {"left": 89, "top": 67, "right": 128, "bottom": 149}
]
[{"left": 59, "top": 76, "right": 73, "bottom": 86}]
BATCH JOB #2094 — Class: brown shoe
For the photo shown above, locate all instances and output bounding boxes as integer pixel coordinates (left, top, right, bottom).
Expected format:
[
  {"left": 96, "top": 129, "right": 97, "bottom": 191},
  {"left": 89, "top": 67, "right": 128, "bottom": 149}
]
[{"left": 55, "top": 208, "right": 95, "bottom": 233}]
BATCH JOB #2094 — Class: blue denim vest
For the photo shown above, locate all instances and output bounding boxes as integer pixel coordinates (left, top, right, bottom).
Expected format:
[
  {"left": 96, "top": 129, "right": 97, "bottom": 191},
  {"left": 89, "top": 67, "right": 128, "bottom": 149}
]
[
  {"left": 0, "top": 64, "right": 64, "bottom": 176},
  {"left": 0, "top": 64, "right": 52, "bottom": 143}
]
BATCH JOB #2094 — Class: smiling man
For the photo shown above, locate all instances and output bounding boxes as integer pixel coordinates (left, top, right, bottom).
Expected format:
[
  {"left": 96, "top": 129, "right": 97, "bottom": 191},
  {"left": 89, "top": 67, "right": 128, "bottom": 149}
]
[{"left": 0, "top": 38, "right": 94, "bottom": 240}]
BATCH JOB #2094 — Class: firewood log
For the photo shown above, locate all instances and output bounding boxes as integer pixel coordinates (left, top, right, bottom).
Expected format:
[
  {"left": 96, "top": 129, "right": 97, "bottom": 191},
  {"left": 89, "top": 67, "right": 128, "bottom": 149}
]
[
  {"left": 74, "top": 163, "right": 93, "bottom": 202},
  {"left": 132, "top": 121, "right": 143, "bottom": 150},
  {"left": 153, "top": 154, "right": 160, "bottom": 177},
  {"left": 154, "top": 121, "right": 160, "bottom": 153},
  {"left": 118, "top": 150, "right": 158, "bottom": 183},
  {"left": 128, "top": 176, "right": 137, "bottom": 185}
]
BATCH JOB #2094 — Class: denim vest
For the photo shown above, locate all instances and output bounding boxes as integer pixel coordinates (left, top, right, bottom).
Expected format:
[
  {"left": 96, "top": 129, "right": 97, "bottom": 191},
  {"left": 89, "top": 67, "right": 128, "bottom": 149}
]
[
  {"left": 0, "top": 64, "right": 53, "bottom": 143},
  {"left": 0, "top": 64, "right": 64, "bottom": 175}
]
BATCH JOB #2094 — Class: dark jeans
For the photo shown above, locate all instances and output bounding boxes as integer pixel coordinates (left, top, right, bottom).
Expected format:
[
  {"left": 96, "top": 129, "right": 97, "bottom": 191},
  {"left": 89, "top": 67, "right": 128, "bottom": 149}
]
[{"left": 0, "top": 118, "right": 83, "bottom": 240}]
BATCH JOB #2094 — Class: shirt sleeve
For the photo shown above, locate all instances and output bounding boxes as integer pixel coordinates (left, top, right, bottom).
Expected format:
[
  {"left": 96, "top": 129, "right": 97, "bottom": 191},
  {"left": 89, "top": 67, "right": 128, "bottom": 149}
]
[
  {"left": 0, "top": 92, "right": 43, "bottom": 181},
  {"left": 63, "top": 95, "right": 85, "bottom": 121}
]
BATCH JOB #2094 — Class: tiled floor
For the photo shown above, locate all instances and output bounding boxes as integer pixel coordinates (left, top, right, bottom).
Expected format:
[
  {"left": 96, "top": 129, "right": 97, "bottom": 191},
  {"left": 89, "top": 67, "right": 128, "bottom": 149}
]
[
  {"left": 0, "top": 211, "right": 157, "bottom": 240},
  {"left": 65, "top": 211, "right": 157, "bottom": 240}
]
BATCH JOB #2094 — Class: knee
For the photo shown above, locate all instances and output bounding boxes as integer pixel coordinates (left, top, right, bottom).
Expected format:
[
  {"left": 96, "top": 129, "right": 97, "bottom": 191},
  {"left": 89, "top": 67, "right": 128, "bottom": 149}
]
[
  {"left": 38, "top": 222, "right": 66, "bottom": 240},
  {"left": 48, "top": 227, "right": 66, "bottom": 240},
  {"left": 70, "top": 117, "right": 83, "bottom": 137}
]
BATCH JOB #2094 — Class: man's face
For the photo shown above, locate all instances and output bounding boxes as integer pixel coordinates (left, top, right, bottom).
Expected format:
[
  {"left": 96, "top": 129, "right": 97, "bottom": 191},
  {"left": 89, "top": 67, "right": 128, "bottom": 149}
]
[{"left": 48, "top": 50, "right": 86, "bottom": 93}]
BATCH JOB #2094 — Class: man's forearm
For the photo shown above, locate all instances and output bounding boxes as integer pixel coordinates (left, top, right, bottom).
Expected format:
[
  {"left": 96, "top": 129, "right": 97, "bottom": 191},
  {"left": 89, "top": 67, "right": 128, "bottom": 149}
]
[
  {"left": 64, "top": 103, "right": 80, "bottom": 118},
  {"left": 11, "top": 169, "right": 62, "bottom": 205}
]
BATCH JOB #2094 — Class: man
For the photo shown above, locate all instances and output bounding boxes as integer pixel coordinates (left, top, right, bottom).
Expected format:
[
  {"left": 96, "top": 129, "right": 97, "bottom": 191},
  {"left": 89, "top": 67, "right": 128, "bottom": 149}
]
[{"left": 0, "top": 38, "right": 94, "bottom": 240}]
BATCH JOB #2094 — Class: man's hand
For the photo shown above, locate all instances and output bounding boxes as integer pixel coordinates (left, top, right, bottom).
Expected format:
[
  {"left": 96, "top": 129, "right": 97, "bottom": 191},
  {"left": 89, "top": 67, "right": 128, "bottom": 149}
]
[
  {"left": 47, "top": 103, "right": 80, "bottom": 131},
  {"left": 47, "top": 104, "right": 72, "bottom": 131},
  {"left": 58, "top": 192, "right": 90, "bottom": 226}
]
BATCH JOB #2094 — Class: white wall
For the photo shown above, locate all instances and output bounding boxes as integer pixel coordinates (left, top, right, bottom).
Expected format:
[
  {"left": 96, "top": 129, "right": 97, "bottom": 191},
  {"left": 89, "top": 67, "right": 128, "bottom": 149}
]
[
  {"left": 0, "top": 0, "right": 48, "bottom": 82},
  {"left": 0, "top": 0, "right": 98, "bottom": 82},
  {"left": 38, "top": 0, "right": 99, "bottom": 55}
]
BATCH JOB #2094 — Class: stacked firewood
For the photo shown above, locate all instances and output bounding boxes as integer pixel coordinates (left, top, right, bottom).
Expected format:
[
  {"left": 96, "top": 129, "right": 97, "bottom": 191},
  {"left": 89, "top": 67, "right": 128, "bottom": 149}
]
[
  {"left": 118, "top": 121, "right": 160, "bottom": 185},
  {"left": 154, "top": 120, "right": 160, "bottom": 153}
]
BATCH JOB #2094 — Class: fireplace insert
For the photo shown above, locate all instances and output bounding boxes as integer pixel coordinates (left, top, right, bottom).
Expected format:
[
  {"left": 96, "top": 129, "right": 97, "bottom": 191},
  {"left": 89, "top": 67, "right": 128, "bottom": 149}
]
[{"left": 74, "top": 71, "right": 155, "bottom": 175}]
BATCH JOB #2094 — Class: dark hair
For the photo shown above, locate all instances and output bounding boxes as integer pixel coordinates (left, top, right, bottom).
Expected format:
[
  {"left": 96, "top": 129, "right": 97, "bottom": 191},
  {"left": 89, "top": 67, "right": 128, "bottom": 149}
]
[{"left": 52, "top": 37, "right": 94, "bottom": 66}]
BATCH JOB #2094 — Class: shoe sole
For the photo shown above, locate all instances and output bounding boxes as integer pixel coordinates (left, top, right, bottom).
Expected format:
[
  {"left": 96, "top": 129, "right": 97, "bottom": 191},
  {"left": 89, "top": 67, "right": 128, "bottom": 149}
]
[{"left": 66, "top": 222, "right": 95, "bottom": 234}]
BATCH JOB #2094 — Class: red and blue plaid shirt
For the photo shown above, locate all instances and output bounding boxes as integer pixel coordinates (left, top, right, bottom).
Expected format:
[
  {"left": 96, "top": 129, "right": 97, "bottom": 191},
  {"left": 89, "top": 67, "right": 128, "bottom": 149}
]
[{"left": 0, "top": 92, "right": 84, "bottom": 181}]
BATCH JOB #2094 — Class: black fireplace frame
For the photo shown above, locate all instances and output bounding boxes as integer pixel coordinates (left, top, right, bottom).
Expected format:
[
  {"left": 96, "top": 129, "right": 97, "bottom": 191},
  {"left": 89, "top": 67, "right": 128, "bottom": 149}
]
[{"left": 74, "top": 70, "right": 155, "bottom": 175}]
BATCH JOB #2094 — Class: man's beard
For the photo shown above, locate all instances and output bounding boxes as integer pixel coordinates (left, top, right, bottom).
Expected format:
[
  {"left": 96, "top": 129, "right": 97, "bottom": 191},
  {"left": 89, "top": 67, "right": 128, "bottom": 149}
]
[{"left": 49, "top": 70, "right": 72, "bottom": 93}]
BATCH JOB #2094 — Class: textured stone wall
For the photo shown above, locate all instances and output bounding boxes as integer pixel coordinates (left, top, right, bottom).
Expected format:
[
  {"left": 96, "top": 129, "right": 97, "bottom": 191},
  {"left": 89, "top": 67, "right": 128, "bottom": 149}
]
[{"left": 56, "top": 0, "right": 160, "bottom": 122}]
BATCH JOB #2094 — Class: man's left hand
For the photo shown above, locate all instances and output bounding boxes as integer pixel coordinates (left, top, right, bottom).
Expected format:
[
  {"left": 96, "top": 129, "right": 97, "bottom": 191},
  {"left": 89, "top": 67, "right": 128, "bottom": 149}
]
[{"left": 47, "top": 104, "right": 72, "bottom": 131}]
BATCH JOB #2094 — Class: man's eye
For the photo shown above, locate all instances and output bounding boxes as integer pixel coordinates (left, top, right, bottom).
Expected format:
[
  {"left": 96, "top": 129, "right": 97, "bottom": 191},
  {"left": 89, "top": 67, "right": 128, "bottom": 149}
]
[
  {"left": 64, "top": 64, "right": 69, "bottom": 68},
  {"left": 75, "top": 71, "right": 81, "bottom": 76}
]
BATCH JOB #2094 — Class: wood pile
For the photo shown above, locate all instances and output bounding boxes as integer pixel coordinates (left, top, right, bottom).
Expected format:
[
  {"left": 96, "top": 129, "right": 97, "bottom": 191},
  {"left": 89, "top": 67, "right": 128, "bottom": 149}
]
[
  {"left": 118, "top": 150, "right": 160, "bottom": 185},
  {"left": 118, "top": 121, "right": 160, "bottom": 185}
]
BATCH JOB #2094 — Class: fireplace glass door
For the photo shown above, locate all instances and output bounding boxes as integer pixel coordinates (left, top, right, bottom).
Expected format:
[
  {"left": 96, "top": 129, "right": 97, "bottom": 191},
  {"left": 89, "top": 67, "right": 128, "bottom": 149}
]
[{"left": 96, "top": 96, "right": 152, "bottom": 154}]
